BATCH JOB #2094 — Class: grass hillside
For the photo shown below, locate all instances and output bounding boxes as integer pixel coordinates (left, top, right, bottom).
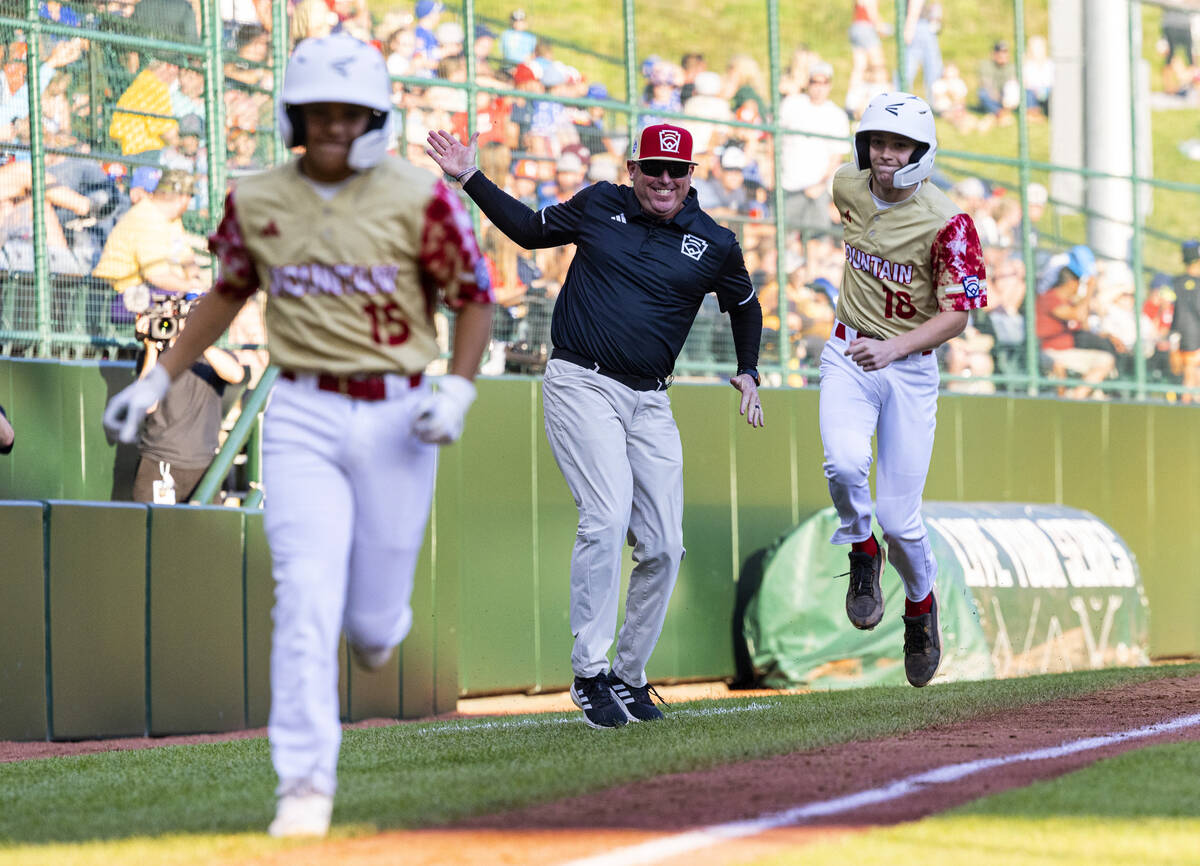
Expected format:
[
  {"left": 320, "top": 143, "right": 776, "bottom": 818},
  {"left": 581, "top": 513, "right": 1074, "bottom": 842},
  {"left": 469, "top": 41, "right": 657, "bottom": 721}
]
[{"left": 373, "top": 0, "right": 1198, "bottom": 265}]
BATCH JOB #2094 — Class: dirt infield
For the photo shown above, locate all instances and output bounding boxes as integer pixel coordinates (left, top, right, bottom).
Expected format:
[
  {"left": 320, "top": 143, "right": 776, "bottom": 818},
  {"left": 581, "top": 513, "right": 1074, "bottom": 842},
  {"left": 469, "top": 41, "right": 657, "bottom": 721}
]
[{"left": 7, "top": 675, "right": 1200, "bottom": 865}]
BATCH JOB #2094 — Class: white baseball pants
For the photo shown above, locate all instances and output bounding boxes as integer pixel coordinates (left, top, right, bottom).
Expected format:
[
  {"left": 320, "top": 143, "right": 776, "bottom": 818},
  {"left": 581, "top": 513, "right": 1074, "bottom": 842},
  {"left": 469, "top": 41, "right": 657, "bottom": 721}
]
[
  {"left": 262, "top": 374, "right": 437, "bottom": 796},
  {"left": 818, "top": 322, "right": 939, "bottom": 603},
  {"left": 542, "top": 359, "right": 685, "bottom": 688}
]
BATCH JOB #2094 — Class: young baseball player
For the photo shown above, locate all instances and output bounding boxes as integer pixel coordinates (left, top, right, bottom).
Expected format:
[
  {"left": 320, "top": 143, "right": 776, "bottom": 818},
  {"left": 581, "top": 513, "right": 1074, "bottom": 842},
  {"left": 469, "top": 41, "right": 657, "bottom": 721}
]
[
  {"left": 821, "top": 92, "right": 986, "bottom": 687},
  {"left": 425, "top": 122, "right": 764, "bottom": 729},
  {"left": 102, "top": 33, "right": 494, "bottom": 837}
]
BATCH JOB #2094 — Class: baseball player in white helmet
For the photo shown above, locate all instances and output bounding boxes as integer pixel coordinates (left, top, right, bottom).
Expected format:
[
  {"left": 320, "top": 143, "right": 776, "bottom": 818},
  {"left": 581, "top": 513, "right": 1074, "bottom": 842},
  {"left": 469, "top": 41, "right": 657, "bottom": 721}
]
[
  {"left": 821, "top": 92, "right": 986, "bottom": 687},
  {"left": 102, "top": 33, "right": 494, "bottom": 837}
]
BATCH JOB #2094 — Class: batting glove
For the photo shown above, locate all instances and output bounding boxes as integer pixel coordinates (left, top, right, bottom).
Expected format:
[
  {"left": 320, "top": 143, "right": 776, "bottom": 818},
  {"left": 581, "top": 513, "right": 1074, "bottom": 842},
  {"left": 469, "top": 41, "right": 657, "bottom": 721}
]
[
  {"left": 102, "top": 365, "right": 170, "bottom": 444},
  {"left": 412, "top": 374, "right": 477, "bottom": 445}
]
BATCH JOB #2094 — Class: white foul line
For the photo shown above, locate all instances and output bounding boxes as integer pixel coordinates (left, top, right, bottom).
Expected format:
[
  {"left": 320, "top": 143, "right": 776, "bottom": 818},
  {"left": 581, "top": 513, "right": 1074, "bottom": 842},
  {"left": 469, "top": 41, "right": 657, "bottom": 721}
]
[{"left": 558, "top": 711, "right": 1200, "bottom": 866}]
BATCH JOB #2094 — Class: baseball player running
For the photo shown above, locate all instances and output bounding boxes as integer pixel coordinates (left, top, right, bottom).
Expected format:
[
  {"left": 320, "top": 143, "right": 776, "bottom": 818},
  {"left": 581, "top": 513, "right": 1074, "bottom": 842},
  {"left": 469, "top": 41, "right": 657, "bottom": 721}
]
[
  {"left": 426, "top": 122, "right": 764, "bottom": 729},
  {"left": 102, "top": 34, "right": 494, "bottom": 837},
  {"left": 821, "top": 92, "right": 986, "bottom": 687}
]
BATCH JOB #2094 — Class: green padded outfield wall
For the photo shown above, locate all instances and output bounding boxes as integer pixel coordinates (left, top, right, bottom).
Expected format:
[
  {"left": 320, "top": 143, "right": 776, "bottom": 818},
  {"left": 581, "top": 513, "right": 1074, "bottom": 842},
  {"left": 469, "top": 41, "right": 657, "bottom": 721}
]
[{"left": 0, "top": 358, "right": 1198, "bottom": 726}]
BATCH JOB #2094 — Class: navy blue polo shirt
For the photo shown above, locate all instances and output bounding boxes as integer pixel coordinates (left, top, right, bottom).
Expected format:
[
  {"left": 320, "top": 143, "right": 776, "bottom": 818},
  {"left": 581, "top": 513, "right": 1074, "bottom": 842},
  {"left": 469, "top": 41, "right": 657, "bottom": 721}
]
[{"left": 464, "top": 175, "right": 759, "bottom": 379}]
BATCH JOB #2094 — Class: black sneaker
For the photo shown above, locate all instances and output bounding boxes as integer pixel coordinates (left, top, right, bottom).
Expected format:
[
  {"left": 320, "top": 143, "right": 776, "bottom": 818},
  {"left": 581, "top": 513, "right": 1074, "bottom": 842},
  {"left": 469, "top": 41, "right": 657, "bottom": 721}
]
[
  {"left": 902, "top": 593, "right": 942, "bottom": 688},
  {"left": 606, "top": 672, "right": 666, "bottom": 722},
  {"left": 844, "top": 539, "right": 885, "bottom": 630},
  {"left": 570, "top": 673, "right": 628, "bottom": 728}
]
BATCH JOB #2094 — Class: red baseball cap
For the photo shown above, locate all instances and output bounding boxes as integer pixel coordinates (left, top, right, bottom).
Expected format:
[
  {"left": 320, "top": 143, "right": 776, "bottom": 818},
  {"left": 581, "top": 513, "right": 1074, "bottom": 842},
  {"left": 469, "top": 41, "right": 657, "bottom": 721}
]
[{"left": 632, "top": 123, "right": 697, "bottom": 164}]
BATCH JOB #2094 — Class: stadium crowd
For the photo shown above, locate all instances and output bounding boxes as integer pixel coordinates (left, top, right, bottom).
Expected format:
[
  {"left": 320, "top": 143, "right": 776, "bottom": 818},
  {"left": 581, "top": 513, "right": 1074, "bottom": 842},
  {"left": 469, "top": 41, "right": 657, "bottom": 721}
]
[{"left": 1, "top": 0, "right": 1197, "bottom": 400}]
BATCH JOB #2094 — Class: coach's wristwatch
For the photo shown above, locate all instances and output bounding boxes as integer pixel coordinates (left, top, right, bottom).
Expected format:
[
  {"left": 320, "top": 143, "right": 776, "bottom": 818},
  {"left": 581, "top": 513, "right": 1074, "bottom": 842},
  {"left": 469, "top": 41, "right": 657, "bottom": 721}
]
[{"left": 737, "top": 367, "right": 760, "bottom": 386}]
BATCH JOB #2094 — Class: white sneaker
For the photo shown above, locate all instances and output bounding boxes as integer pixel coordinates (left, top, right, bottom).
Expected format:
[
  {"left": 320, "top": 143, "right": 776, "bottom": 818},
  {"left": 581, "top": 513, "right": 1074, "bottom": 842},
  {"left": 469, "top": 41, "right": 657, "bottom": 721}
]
[
  {"left": 350, "top": 644, "right": 394, "bottom": 672},
  {"left": 268, "top": 789, "right": 333, "bottom": 838}
]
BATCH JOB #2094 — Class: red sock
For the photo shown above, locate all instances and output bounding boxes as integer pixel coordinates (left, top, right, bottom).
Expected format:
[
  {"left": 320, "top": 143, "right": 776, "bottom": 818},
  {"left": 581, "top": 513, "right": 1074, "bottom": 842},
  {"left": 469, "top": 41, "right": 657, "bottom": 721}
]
[
  {"left": 852, "top": 536, "right": 878, "bottom": 557},
  {"left": 906, "top": 592, "right": 933, "bottom": 617}
]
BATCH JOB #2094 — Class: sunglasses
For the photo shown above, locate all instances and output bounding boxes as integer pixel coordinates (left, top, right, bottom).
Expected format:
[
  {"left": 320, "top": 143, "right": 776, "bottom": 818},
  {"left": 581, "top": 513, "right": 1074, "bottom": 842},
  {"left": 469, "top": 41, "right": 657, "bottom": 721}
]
[{"left": 638, "top": 160, "right": 690, "bottom": 179}]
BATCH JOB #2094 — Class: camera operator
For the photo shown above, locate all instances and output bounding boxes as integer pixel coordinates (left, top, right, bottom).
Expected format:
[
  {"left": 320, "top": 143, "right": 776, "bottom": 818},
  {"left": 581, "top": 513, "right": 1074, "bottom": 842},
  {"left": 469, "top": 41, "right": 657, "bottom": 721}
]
[
  {"left": 131, "top": 300, "right": 246, "bottom": 504},
  {"left": 92, "top": 168, "right": 205, "bottom": 327}
]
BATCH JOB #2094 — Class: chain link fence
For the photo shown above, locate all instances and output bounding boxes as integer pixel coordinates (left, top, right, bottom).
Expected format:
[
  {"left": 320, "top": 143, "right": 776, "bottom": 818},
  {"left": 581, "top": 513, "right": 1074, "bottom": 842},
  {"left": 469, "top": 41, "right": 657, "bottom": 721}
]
[{"left": 2, "top": 0, "right": 1199, "bottom": 402}]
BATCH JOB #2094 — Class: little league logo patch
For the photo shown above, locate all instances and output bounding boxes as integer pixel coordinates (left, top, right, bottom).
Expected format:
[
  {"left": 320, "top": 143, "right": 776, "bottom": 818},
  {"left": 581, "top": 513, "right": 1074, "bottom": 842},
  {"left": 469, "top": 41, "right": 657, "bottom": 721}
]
[
  {"left": 962, "top": 275, "right": 981, "bottom": 298},
  {"left": 659, "top": 129, "right": 682, "bottom": 154},
  {"left": 681, "top": 234, "right": 708, "bottom": 261}
]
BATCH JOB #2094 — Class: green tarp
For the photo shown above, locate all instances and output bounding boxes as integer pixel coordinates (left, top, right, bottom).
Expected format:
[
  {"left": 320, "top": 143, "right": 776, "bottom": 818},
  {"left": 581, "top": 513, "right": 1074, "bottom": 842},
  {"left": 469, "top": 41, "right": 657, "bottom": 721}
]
[{"left": 743, "top": 504, "right": 1151, "bottom": 689}]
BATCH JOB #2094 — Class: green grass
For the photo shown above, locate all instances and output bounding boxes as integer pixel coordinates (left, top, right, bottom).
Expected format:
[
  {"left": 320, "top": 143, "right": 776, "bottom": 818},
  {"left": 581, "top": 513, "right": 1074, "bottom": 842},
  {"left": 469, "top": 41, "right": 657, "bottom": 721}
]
[
  {"left": 748, "top": 741, "right": 1200, "bottom": 866},
  {"left": 0, "top": 664, "right": 1196, "bottom": 863}
]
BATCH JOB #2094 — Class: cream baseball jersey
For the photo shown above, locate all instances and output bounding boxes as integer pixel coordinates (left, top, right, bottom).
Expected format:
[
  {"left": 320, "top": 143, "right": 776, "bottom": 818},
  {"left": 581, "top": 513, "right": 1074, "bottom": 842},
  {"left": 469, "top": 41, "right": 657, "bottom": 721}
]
[
  {"left": 209, "top": 157, "right": 492, "bottom": 376},
  {"left": 832, "top": 164, "right": 987, "bottom": 340}
]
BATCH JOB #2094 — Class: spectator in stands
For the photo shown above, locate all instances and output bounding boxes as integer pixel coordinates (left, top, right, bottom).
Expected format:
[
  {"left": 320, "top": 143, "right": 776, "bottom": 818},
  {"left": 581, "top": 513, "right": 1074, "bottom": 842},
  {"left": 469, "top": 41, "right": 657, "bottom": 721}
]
[
  {"left": 574, "top": 83, "right": 610, "bottom": 157},
  {"left": 1143, "top": 272, "right": 1176, "bottom": 380},
  {"left": 1036, "top": 257, "right": 1116, "bottom": 399},
  {"left": 1091, "top": 260, "right": 1139, "bottom": 374},
  {"left": 0, "top": 37, "right": 83, "bottom": 137},
  {"left": 227, "top": 125, "right": 261, "bottom": 171},
  {"left": 724, "top": 53, "right": 769, "bottom": 125},
  {"left": 162, "top": 112, "right": 202, "bottom": 171},
  {"left": 0, "top": 403, "right": 12, "bottom": 455},
  {"left": 975, "top": 254, "right": 1027, "bottom": 378},
  {"left": 473, "top": 23, "right": 503, "bottom": 83},
  {"left": 170, "top": 61, "right": 206, "bottom": 121},
  {"left": 778, "top": 61, "right": 849, "bottom": 238},
  {"left": 779, "top": 44, "right": 817, "bottom": 97},
  {"left": 640, "top": 61, "right": 682, "bottom": 127},
  {"left": 553, "top": 151, "right": 586, "bottom": 201},
  {"left": 42, "top": 131, "right": 129, "bottom": 269},
  {"left": 1161, "top": 6, "right": 1195, "bottom": 68},
  {"left": 678, "top": 52, "right": 706, "bottom": 103},
  {"left": 129, "top": 0, "right": 199, "bottom": 43},
  {"left": 848, "top": 0, "right": 887, "bottom": 83},
  {"left": 289, "top": 0, "right": 335, "bottom": 45},
  {"left": 412, "top": 0, "right": 443, "bottom": 72},
  {"left": 221, "top": 0, "right": 271, "bottom": 48},
  {"left": 93, "top": 169, "right": 204, "bottom": 325},
  {"left": 1023, "top": 34, "right": 1054, "bottom": 117},
  {"left": 930, "top": 62, "right": 974, "bottom": 132},
  {"left": 225, "top": 24, "right": 272, "bottom": 90},
  {"left": 844, "top": 61, "right": 890, "bottom": 121},
  {"left": 1171, "top": 240, "right": 1200, "bottom": 401},
  {"left": 693, "top": 143, "right": 750, "bottom": 216},
  {"left": 682, "top": 70, "right": 733, "bottom": 155},
  {"left": 435, "top": 20, "right": 466, "bottom": 63},
  {"left": 109, "top": 57, "right": 179, "bottom": 157},
  {"left": 501, "top": 8, "right": 536, "bottom": 65},
  {"left": 384, "top": 24, "right": 420, "bottom": 77},
  {"left": 510, "top": 156, "right": 540, "bottom": 208},
  {"left": 903, "top": 0, "right": 943, "bottom": 101},
  {"left": 976, "top": 40, "right": 1020, "bottom": 127}
]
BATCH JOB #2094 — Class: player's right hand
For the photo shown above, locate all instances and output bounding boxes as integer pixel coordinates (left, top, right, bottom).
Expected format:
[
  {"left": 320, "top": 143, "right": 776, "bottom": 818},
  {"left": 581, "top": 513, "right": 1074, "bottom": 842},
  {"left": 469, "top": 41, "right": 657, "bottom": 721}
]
[
  {"left": 412, "top": 374, "right": 477, "bottom": 445},
  {"left": 425, "top": 130, "right": 479, "bottom": 181},
  {"left": 102, "top": 365, "right": 171, "bottom": 444}
]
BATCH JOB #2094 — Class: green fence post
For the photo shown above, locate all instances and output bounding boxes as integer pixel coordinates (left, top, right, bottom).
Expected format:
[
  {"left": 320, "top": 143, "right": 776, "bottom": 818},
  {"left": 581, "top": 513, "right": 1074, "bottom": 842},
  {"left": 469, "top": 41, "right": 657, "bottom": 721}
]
[
  {"left": 767, "top": 0, "right": 788, "bottom": 381},
  {"left": 1128, "top": 0, "right": 1146, "bottom": 399},
  {"left": 1013, "top": 0, "right": 1038, "bottom": 395},
  {"left": 895, "top": 0, "right": 909, "bottom": 92},
  {"left": 24, "top": 0, "right": 49, "bottom": 357},
  {"left": 271, "top": 0, "right": 287, "bottom": 166},
  {"left": 201, "top": 0, "right": 226, "bottom": 232}
]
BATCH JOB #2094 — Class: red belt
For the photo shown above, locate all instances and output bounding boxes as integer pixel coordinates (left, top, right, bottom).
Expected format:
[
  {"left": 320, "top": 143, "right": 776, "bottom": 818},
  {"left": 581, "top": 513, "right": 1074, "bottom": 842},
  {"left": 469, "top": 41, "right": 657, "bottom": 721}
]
[
  {"left": 279, "top": 370, "right": 422, "bottom": 401},
  {"left": 834, "top": 321, "right": 932, "bottom": 356}
]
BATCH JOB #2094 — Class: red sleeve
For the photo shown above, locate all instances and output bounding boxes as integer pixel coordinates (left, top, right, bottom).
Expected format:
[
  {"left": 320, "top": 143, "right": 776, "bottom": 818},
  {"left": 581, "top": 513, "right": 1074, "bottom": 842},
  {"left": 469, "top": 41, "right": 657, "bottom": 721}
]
[
  {"left": 207, "top": 190, "right": 261, "bottom": 300},
  {"left": 932, "top": 212, "right": 988, "bottom": 312},
  {"left": 418, "top": 179, "right": 494, "bottom": 312}
]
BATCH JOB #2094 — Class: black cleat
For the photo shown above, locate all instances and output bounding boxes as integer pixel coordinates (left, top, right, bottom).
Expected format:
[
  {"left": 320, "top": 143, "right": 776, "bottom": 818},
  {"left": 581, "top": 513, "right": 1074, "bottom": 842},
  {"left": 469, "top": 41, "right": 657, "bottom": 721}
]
[
  {"left": 570, "top": 673, "right": 629, "bottom": 728},
  {"left": 902, "top": 593, "right": 942, "bottom": 687},
  {"left": 606, "top": 672, "right": 666, "bottom": 722},
  {"left": 844, "top": 539, "right": 885, "bottom": 630}
]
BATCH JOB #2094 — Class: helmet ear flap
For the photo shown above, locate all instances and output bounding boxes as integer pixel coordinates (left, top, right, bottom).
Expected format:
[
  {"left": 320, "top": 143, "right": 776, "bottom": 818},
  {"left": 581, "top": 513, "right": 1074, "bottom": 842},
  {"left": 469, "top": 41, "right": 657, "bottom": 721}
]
[
  {"left": 279, "top": 104, "right": 306, "bottom": 148},
  {"left": 854, "top": 134, "right": 870, "bottom": 171}
]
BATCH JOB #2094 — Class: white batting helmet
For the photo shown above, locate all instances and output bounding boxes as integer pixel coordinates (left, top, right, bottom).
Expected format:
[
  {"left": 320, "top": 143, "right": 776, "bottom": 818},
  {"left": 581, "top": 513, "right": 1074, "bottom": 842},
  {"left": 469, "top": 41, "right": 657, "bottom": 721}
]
[
  {"left": 277, "top": 33, "right": 394, "bottom": 170},
  {"left": 854, "top": 92, "right": 937, "bottom": 188}
]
